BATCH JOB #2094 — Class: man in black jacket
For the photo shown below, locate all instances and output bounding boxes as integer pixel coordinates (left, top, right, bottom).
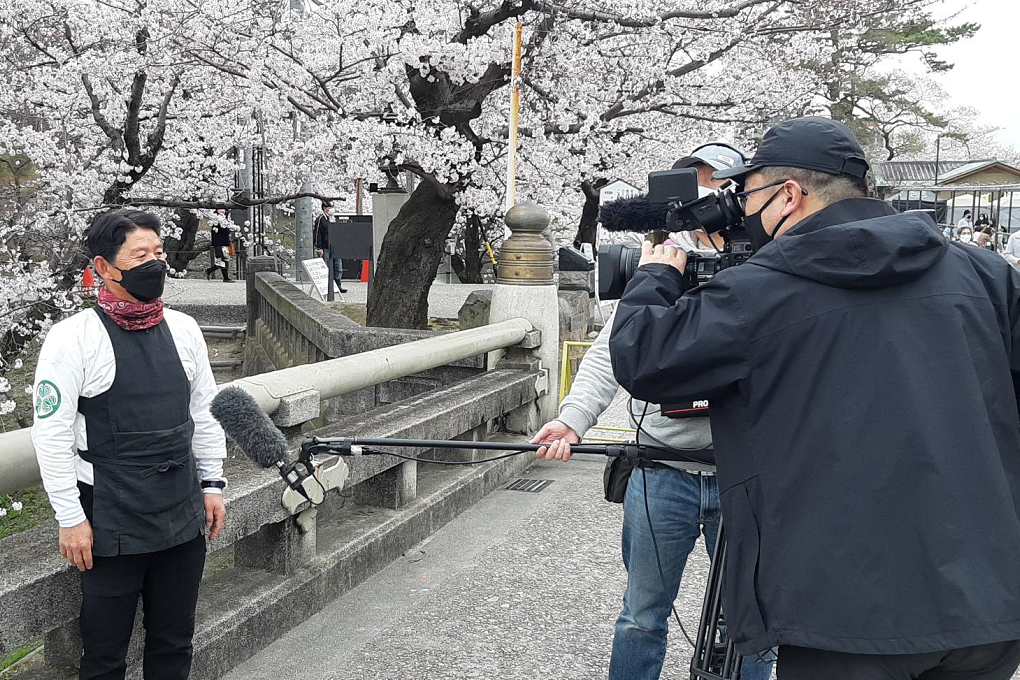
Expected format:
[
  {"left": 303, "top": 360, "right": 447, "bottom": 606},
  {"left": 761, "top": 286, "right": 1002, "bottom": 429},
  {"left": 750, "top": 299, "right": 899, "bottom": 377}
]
[
  {"left": 205, "top": 209, "right": 234, "bottom": 283},
  {"left": 314, "top": 201, "right": 347, "bottom": 293},
  {"left": 609, "top": 116, "right": 1020, "bottom": 679}
]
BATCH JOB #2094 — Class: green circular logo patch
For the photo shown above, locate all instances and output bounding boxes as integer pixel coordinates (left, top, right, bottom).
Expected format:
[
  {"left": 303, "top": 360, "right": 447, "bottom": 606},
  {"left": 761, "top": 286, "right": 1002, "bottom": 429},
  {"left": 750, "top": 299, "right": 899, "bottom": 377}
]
[{"left": 35, "top": 380, "right": 61, "bottom": 419}]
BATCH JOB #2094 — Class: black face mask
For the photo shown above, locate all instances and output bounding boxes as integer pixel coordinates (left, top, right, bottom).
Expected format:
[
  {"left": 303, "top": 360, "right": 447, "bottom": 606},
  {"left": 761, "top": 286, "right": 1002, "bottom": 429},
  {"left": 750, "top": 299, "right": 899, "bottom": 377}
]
[
  {"left": 113, "top": 259, "right": 168, "bottom": 303},
  {"left": 744, "top": 188, "right": 790, "bottom": 253}
]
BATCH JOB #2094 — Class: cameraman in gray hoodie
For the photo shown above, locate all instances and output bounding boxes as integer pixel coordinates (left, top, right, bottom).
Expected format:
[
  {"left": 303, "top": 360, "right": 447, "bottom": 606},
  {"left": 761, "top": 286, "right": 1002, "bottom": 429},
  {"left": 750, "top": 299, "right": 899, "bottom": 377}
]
[{"left": 533, "top": 145, "right": 774, "bottom": 680}]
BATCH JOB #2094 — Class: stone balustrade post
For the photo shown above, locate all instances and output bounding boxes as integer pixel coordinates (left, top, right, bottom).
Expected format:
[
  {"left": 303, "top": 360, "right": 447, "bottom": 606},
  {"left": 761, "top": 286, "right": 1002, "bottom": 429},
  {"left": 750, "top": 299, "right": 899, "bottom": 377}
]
[
  {"left": 246, "top": 255, "right": 278, "bottom": 337},
  {"left": 234, "top": 517, "right": 316, "bottom": 576},
  {"left": 487, "top": 203, "right": 560, "bottom": 428}
]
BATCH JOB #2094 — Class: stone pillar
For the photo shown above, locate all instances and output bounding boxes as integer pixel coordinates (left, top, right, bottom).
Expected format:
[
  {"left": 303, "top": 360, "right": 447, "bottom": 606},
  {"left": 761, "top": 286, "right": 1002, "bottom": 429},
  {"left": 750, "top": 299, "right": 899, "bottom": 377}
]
[
  {"left": 45, "top": 619, "right": 82, "bottom": 672},
  {"left": 353, "top": 460, "right": 416, "bottom": 509},
  {"left": 371, "top": 182, "right": 409, "bottom": 278},
  {"left": 294, "top": 180, "right": 313, "bottom": 282},
  {"left": 488, "top": 203, "right": 561, "bottom": 426},
  {"left": 246, "top": 256, "right": 277, "bottom": 337},
  {"left": 234, "top": 518, "right": 316, "bottom": 576},
  {"left": 440, "top": 422, "right": 493, "bottom": 462}
]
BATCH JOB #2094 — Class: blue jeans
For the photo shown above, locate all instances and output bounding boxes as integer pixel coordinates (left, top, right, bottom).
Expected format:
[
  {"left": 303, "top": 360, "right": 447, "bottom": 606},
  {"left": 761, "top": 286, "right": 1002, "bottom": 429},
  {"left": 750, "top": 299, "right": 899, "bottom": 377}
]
[
  {"left": 609, "top": 466, "right": 775, "bottom": 680},
  {"left": 323, "top": 250, "right": 343, "bottom": 286}
]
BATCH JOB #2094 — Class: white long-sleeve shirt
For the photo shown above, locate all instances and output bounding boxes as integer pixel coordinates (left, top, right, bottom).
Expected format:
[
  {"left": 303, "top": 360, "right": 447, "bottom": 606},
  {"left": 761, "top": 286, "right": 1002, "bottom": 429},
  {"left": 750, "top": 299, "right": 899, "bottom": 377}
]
[
  {"left": 1003, "top": 231, "right": 1020, "bottom": 271},
  {"left": 31, "top": 308, "right": 227, "bottom": 528}
]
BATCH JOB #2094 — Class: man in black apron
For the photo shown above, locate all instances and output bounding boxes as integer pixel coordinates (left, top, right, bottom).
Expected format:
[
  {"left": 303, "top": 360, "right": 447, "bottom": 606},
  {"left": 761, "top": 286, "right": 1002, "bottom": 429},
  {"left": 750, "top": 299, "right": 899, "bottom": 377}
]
[{"left": 33, "top": 209, "right": 228, "bottom": 679}]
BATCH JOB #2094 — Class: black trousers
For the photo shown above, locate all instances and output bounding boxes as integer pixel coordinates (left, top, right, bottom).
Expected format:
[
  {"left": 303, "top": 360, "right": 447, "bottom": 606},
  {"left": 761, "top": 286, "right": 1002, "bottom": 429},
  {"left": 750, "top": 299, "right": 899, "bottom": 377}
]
[
  {"left": 205, "top": 246, "right": 230, "bottom": 281},
  {"left": 78, "top": 486, "right": 206, "bottom": 680},
  {"left": 778, "top": 641, "right": 1020, "bottom": 680}
]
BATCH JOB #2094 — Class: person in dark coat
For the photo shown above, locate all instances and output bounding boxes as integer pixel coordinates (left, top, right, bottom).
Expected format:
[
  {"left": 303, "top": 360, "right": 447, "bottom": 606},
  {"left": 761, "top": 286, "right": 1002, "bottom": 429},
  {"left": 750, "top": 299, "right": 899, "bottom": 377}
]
[
  {"left": 609, "top": 117, "right": 1020, "bottom": 679},
  {"left": 314, "top": 201, "right": 346, "bottom": 293},
  {"left": 205, "top": 209, "right": 234, "bottom": 282}
]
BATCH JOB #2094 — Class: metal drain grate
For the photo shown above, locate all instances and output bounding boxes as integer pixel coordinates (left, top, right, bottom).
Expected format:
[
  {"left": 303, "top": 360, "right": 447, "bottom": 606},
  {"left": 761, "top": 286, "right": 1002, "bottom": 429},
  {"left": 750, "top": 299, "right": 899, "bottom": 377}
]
[{"left": 505, "top": 478, "right": 554, "bottom": 493}]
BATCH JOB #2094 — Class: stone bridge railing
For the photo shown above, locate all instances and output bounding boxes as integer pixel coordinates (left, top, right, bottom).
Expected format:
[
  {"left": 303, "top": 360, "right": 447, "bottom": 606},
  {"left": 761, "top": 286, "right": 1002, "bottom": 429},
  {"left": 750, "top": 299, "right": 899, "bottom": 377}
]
[{"left": 244, "top": 257, "right": 488, "bottom": 419}]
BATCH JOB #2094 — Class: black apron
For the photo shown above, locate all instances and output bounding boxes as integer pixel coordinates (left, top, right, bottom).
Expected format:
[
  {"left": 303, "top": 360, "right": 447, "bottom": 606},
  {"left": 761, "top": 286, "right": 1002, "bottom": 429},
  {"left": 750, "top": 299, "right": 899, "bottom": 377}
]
[{"left": 78, "top": 308, "right": 204, "bottom": 557}]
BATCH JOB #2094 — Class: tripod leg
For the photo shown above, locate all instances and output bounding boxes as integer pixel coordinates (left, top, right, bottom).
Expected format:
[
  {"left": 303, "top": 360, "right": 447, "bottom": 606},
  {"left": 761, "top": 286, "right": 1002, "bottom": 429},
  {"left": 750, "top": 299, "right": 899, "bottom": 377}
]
[{"left": 690, "top": 518, "right": 745, "bottom": 680}]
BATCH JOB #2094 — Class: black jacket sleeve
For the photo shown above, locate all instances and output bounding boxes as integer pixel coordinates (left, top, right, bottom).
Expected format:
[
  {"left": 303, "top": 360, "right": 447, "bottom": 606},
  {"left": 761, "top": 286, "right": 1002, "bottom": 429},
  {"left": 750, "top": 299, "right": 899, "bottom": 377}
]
[
  {"left": 313, "top": 216, "right": 327, "bottom": 250},
  {"left": 609, "top": 264, "right": 750, "bottom": 404},
  {"left": 1006, "top": 266, "right": 1020, "bottom": 420}
]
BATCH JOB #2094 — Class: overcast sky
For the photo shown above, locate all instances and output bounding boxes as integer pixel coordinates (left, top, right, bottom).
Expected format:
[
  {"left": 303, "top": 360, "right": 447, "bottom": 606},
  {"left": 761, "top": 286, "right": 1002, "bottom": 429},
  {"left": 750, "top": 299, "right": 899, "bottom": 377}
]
[{"left": 898, "top": 0, "right": 1018, "bottom": 151}]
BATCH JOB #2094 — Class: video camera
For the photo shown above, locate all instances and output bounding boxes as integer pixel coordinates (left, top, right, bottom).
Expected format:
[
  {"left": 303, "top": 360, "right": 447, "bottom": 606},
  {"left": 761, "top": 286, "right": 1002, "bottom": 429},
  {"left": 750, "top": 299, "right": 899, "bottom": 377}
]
[{"left": 598, "top": 167, "right": 753, "bottom": 300}]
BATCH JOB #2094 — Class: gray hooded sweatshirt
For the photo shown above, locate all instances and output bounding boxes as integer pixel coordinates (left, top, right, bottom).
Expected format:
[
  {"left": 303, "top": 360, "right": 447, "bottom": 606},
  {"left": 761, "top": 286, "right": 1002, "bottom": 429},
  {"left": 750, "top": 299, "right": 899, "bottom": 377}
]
[{"left": 556, "top": 310, "right": 714, "bottom": 472}]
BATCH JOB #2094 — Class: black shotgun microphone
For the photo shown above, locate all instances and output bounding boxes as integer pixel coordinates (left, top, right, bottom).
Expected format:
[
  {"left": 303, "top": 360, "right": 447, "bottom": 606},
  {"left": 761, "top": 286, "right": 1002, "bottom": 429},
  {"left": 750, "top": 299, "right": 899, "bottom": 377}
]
[
  {"left": 599, "top": 195, "right": 670, "bottom": 233},
  {"left": 210, "top": 387, "right": 311, "bottom": 498}
]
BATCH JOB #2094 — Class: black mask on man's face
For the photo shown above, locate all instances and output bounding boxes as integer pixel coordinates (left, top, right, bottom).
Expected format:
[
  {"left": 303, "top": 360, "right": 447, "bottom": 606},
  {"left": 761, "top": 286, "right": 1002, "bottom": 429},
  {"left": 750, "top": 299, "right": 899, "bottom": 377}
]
[
  {"left": 744, "top": 188, "right": 789, "bottom": 253},
  {"left": 113, "top": 259, "right": 168, "bottom": 302}
]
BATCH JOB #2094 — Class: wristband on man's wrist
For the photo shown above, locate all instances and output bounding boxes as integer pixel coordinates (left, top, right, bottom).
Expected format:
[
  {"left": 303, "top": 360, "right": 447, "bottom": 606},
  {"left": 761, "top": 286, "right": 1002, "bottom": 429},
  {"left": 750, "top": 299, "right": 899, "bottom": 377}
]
[{"left": 200, "top": 479, "right": 227, "bottom": 490}]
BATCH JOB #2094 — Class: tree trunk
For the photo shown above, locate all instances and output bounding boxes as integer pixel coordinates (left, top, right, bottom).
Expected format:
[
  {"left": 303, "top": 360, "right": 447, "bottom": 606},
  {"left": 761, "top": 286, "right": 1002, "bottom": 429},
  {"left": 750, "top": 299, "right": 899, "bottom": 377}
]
[
  {"left": 451, "top": 253, "right": 467, "bottom": 281},
  {"left": 462, "top": 214, "right": 484, "bottom": 284},
  {"left": 572, "top": 178, "right": 607, "bottom": 250},
  {"left": 163, "top": 209, "right": 208, "bottom": 274},
  {"left": 366, "top": 181, "right": 459, "bottom": 329}
]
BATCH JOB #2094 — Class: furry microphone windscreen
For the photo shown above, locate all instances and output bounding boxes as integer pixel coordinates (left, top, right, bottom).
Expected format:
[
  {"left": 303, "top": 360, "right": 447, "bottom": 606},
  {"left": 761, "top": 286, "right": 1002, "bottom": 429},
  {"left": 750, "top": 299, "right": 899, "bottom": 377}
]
[
  {"left": 599, "top": 195, "right": 670, "bottom": 233},
  {"left": 209, "top": 386, "right": 289, "bottom": 468}
]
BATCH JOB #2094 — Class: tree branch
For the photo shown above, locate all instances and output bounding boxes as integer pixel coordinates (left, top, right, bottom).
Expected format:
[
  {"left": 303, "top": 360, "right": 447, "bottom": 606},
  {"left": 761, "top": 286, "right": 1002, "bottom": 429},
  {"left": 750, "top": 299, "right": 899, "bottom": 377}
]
[
  {"left": 142, "top": 72, "right": 181, "bottom": 165},
  {"left": 122, "top": 70, "right": 148, "bottom": 164},
  {"left": 20, "top": 28, "right": 60, "bottom": 65},
  {"left": 398, "top": 162, "right": 455, "bottom": 201},
  {"left": 81, "top": 74, "right": 124, "bottom": 152},
  {"left": 94, "top": 191, "right": 347, "bottom": 211},
  {"left": 525, "top": 0, "right": 772, "bottom": 29},
  {"left": 269, "top": 43, "right": 343, "bottom": 112},
  {"left": 457, "top": 1, "right": 529, "bottom": 43},
  {"left": 455, "top": 0, "right": 771, "bottom": 43}
]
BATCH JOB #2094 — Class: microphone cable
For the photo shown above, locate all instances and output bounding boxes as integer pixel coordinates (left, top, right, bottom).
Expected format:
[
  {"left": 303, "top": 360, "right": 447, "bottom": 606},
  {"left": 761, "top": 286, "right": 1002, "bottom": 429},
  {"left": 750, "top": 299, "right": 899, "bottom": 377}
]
[
  {"left": 631, "top": 398, "right": 698, "bottom": 649},
  {"left": 631, "top": 399, "right": 776, "bottom": 670}
]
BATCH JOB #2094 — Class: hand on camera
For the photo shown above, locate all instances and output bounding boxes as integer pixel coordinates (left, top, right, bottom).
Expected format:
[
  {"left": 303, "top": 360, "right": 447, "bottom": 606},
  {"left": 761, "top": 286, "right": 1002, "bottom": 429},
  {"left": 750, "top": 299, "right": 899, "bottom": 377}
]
[
  {"left": 638, "top": 242, "right": 687, "bottom": 274},
  {"left": 531, "top": 421, "right": 580, "bottom": 462}
]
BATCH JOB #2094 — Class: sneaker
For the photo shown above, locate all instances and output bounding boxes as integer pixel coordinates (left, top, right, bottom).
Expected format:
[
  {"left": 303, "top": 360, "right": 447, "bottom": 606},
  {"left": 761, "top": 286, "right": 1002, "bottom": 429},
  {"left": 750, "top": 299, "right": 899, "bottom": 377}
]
[{"left": 223, "top": 278, "right": 236, "bottom": 283}]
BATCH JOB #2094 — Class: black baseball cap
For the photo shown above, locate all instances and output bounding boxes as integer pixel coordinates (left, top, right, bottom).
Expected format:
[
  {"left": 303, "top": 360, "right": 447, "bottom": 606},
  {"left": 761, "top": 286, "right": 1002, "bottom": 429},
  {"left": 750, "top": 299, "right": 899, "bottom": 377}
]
[{"left": 713, "top": 117, "right": 869, "bottom": 181}]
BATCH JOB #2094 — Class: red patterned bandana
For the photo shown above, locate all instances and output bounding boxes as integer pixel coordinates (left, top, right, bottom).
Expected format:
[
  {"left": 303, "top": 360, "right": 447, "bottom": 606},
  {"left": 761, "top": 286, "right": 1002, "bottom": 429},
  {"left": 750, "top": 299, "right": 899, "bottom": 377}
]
[{"left": 98, "top": 286, "right": 164, "bottom": 331}]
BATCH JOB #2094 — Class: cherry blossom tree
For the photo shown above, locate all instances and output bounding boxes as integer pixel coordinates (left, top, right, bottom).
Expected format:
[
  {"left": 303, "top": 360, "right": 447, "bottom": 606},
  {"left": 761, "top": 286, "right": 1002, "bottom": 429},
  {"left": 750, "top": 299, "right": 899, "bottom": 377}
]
[
  {"left": 0, "top": 0, "right": 977, "bottom": 374},
  {"left": 0, "top": 0, "right": 348, "bottom": 380}
]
